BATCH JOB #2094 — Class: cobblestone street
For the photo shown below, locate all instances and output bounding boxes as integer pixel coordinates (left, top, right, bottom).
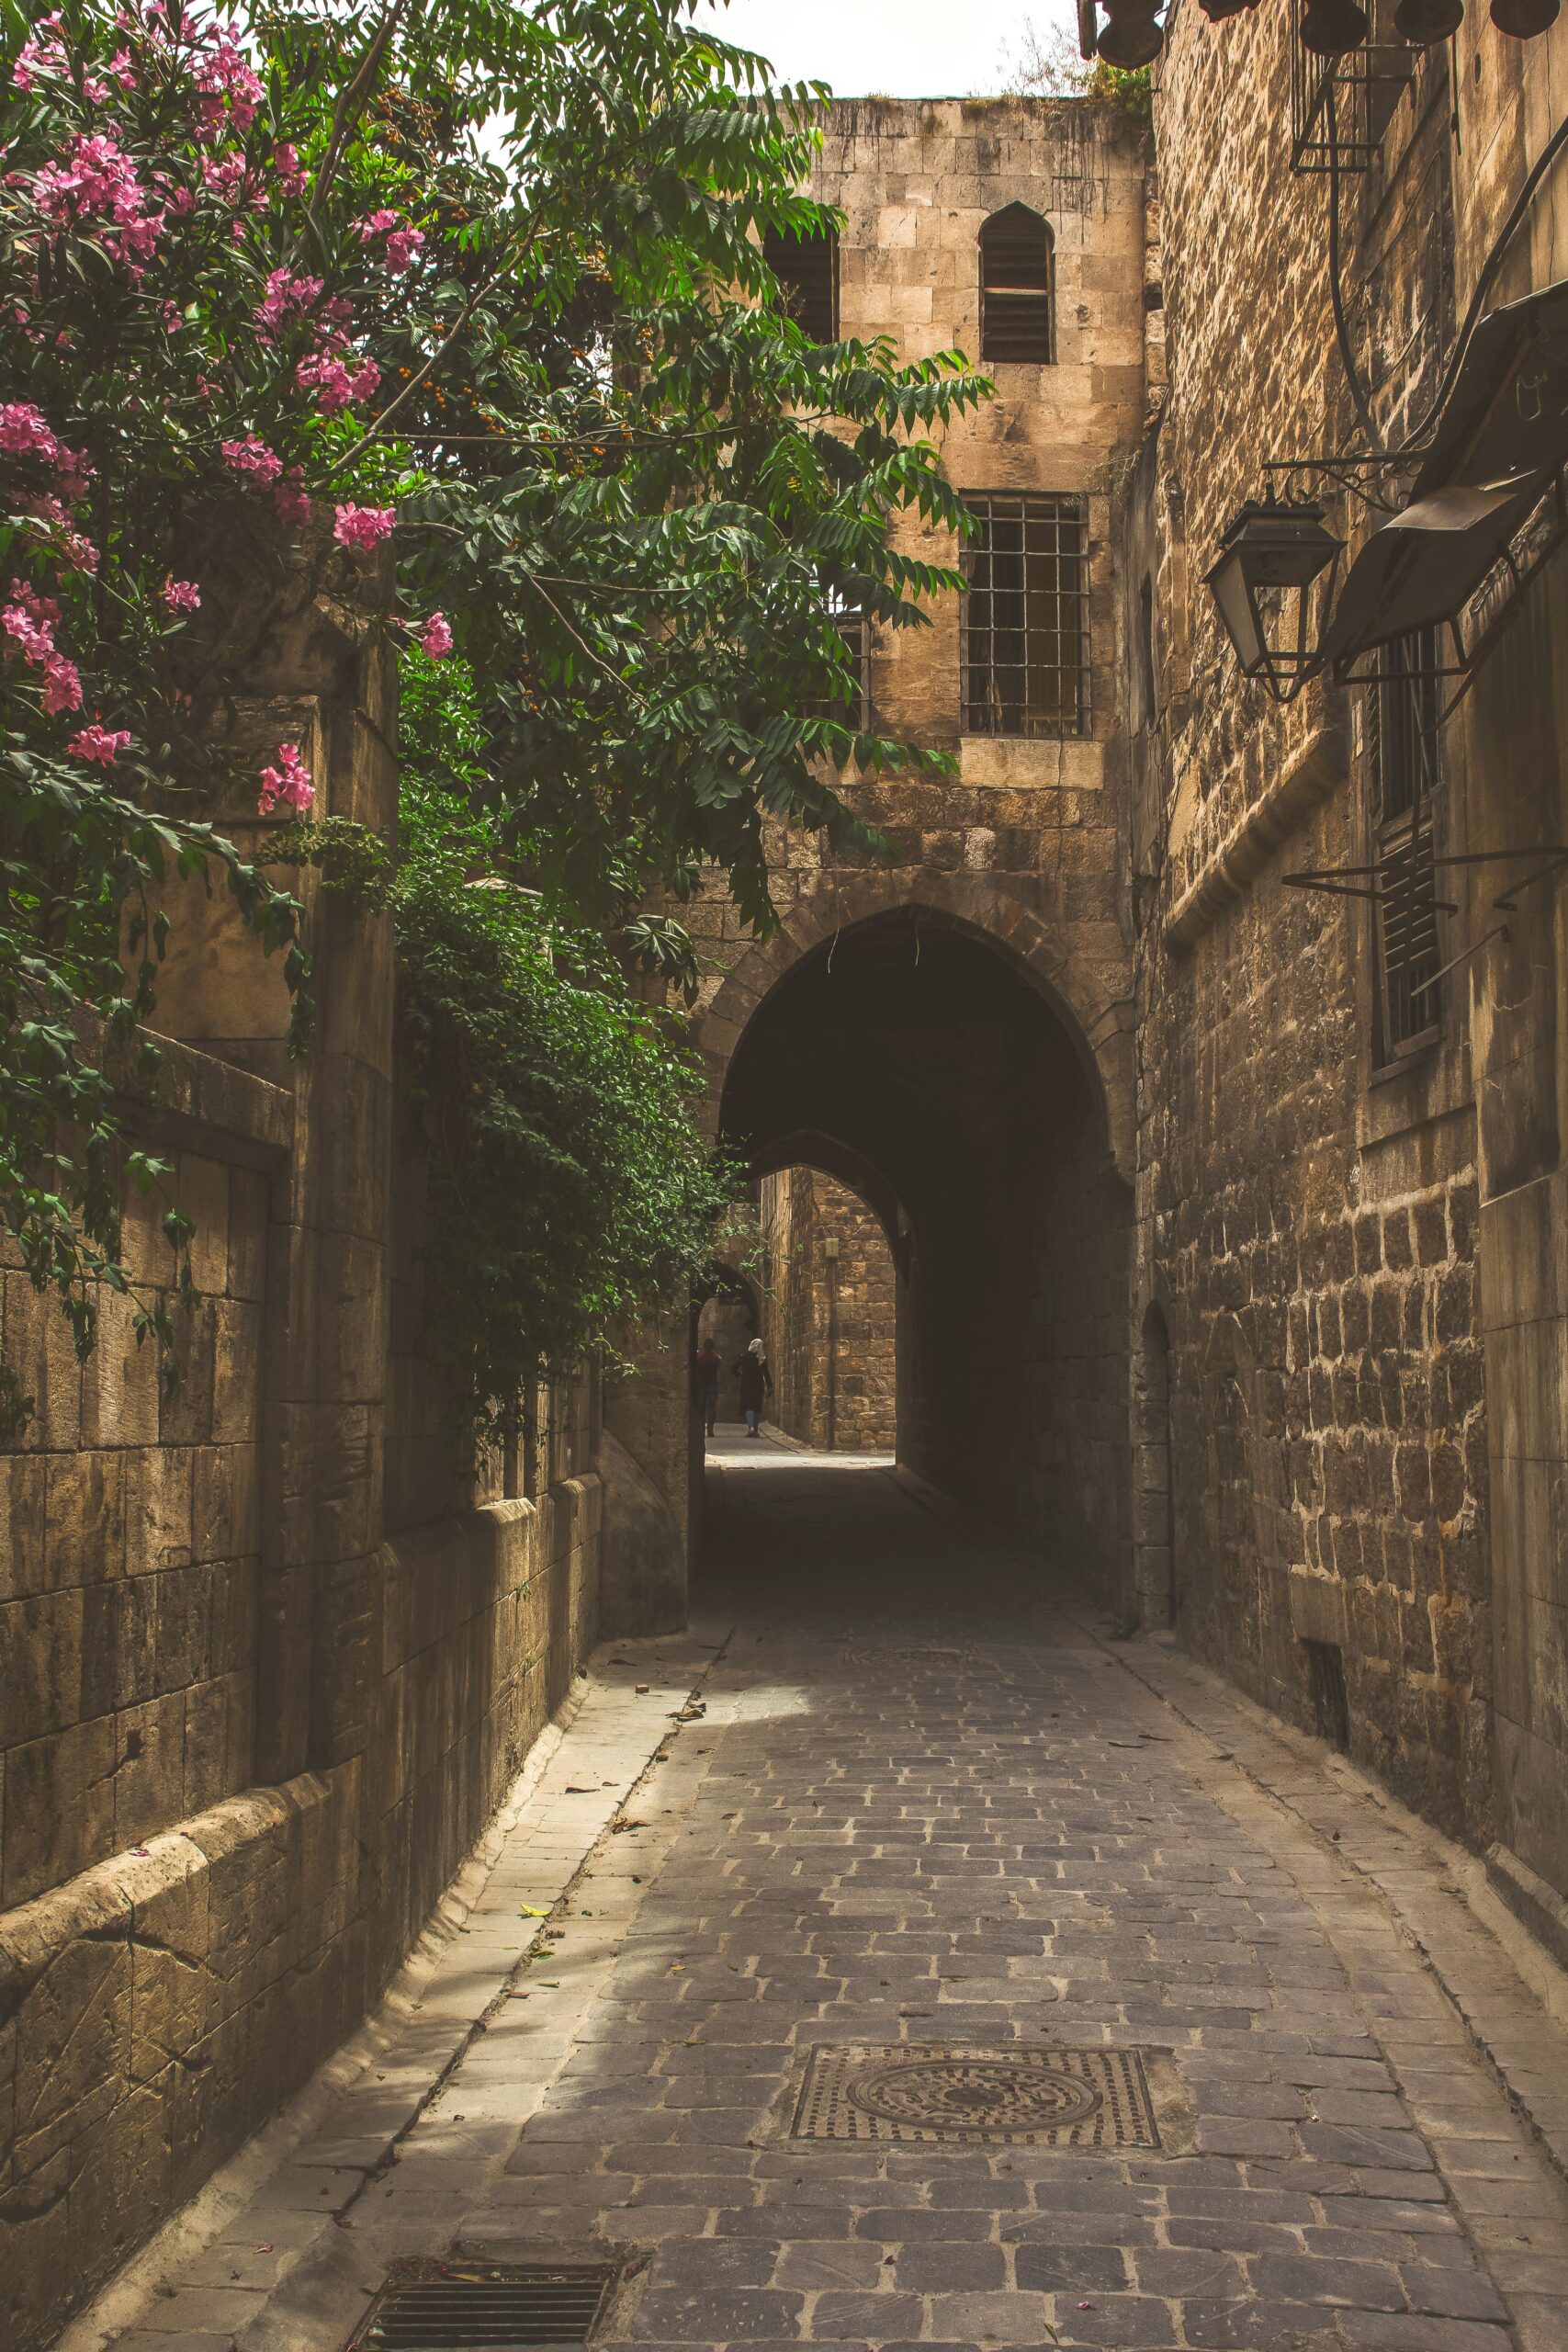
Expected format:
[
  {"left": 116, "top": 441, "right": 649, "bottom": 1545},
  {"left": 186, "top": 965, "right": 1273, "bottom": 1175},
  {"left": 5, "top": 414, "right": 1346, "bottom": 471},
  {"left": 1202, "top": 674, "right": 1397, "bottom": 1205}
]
[{"left": 85, "top": 1438, "right": 1568, "bottom": 2352}]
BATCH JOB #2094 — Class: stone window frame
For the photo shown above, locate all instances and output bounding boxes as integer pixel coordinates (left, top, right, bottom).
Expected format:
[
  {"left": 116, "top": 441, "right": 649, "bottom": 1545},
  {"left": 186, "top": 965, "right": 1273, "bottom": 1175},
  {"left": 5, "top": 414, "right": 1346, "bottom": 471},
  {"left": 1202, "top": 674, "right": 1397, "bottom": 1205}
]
[{"left": 805, "top": 598, "right": 873, "bottom": 733}]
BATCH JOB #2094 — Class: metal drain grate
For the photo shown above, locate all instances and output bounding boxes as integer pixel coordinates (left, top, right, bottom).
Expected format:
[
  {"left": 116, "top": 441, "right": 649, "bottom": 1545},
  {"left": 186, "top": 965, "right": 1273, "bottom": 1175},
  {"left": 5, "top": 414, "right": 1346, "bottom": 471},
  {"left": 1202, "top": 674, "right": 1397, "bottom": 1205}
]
[
  {"left": 792, "top": 2043, "right": 1160, "bottom": 2146},
  {"left": 355, "top": 2260, "right": 618, "bottom": 2349}
]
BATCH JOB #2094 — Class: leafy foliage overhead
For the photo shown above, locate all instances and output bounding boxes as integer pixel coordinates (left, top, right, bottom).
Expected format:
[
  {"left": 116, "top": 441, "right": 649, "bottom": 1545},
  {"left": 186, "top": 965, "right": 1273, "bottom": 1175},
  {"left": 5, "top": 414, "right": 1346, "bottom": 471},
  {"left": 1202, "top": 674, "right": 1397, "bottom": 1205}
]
[{"left": 0, "top": 0, "right": 987, "bottom": 1417}]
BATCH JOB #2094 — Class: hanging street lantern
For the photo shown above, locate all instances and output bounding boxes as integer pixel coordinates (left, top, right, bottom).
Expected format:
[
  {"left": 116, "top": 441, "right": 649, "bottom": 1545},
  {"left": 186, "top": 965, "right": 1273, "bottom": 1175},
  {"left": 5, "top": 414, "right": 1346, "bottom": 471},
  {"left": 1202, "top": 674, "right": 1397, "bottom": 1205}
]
[
  {"left": 1096, "top": 0, "right": 1167, "bottom": 66},
  {"left": 1298, "top": 0, "right": 1371, "bottom": 50},
  {"left": 1203, "top": 499, "right": 1343, "bottom": 698},
  {"left": 1393, "top": 0, "right": 1465, "bottom": 40}
]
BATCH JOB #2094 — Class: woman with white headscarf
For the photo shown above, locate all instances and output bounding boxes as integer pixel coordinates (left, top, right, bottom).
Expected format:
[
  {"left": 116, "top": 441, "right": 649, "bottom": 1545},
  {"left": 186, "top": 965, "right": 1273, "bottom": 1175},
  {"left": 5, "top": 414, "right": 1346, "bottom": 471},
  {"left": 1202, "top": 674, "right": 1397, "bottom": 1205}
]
[{"left": 733, "top": 1336, "right": 773, "bottom": 1436}]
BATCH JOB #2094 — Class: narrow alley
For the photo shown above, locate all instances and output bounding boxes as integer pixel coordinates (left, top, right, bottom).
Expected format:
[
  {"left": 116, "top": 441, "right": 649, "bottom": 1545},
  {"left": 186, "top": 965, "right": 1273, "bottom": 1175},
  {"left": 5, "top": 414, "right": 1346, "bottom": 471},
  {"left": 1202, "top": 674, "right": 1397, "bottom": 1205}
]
[{"left": 82, "top": 1437, "right": 1568, "bottom": 2352}]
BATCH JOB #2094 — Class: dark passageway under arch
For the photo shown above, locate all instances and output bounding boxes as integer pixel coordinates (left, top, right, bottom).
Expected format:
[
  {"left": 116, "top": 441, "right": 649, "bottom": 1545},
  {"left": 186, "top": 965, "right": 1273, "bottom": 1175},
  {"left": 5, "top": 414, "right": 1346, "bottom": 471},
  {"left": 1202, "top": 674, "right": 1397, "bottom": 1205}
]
[{"left": 719, "top": 909, "right": 1133, "bottom": 1589}]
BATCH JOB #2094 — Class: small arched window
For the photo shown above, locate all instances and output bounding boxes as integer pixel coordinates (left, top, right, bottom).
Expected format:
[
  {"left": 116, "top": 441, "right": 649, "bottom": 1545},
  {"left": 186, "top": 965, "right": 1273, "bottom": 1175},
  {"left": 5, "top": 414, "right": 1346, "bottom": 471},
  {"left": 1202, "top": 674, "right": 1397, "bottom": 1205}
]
[
  {"left": 763, "top": 224, "right": 840, "bottom": 344},
  {"left": 979, "top": 204, "right": 1055, "bottom": 366}
]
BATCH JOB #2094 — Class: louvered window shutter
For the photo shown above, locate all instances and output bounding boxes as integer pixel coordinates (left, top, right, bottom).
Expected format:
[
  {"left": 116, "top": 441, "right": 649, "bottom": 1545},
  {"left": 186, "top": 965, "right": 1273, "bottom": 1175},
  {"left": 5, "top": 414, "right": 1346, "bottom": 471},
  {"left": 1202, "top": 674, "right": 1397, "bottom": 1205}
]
[{"left": 980, "top": 207, "right": 1054, "bottom": 366}]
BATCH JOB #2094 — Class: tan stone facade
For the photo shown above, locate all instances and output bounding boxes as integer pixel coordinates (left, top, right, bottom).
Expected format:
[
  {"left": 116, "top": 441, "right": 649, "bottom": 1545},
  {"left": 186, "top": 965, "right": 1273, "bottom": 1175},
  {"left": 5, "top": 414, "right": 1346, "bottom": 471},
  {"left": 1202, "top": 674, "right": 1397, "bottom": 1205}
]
[
  {"left": 619, "top": 62, "right": 1568, "bottom": 1967},
  {"left": 760, "top": 1168, "right": 897, "bottom": 1451},
  {"left": 1133, "top": 11, "right": 1568, "bottom": 1932},
  {"left": 660, "top": 96, "right": 1153, "bottom": 1580},
  {"left": 0, "top": 587, "right": 607, "bottom": 2352}
]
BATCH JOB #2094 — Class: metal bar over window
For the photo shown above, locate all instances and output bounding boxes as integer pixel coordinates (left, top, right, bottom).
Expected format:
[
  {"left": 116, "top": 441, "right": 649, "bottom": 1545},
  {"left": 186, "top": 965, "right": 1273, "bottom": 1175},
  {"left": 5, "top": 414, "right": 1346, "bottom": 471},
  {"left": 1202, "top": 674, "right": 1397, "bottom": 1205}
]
[{"left": 962, "top": 492, "right": 1090, "bottom": 739}]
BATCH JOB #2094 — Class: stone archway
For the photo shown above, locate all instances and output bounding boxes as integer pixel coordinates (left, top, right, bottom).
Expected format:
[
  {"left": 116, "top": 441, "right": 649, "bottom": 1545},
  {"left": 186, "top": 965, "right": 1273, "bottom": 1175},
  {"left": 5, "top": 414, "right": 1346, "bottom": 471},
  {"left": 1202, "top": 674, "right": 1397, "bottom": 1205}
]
[
  {"left": 691, "top": 872, "right": 1135, "bottom": 1183},
  {"left": 708, "top": 894, "right": 1134, "bottom": 1594}
]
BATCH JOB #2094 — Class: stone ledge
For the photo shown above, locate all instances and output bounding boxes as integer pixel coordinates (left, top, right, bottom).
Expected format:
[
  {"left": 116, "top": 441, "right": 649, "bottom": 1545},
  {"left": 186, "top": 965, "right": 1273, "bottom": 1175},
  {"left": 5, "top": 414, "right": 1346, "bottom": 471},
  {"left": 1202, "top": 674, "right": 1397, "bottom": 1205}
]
[
  {"left": 0, "top": 1771, "right": 333, "bottom": 2025},
  {"left": 75, "top": 1011, "right": 295, "bottom": 1171},
  {"left": 1163, "top": 722, "right": 1348, "bottom": 956}
]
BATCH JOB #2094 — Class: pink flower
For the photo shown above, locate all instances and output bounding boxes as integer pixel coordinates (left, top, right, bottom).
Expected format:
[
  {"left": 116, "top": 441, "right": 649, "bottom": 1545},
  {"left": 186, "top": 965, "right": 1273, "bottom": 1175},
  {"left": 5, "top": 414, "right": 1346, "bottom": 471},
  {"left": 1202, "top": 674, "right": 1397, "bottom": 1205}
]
[
  {"left": 296, "top": 351, "right": 380, "bottom": 414},
  {"left": 202, "top": 155, "right": 248, "bottom": 201},
  {"left": 13, "top": 15, "right": 67, "bottom": 89},
  {"left": 254, "top": 266, "right": 322, "bottom": 331},
  {"left": 273, "top": 141, "right": 306, "bottom": 194},
  {"left": 41, "top": 656, "right": 82, "bottom": 713},
  {"left": 162, "top": 576, "right": 201, "bottom": 612},
  {"left": 359, "top": 210, "right": 424, "bottom": 273},
  {"left": 107, "top": 48, "right": 137, "bottom": 92},
  {"left": 418, "top": 611, "right": 454, "bottom": 660},
  {"left": 257, "top": 741, "right": 314, "bottom": 813},
  {"left": 2, "top": 581, "right": 61, "bottom": 666},
  {"left": 273, "top": 465, "right": 311, "bottom": 527},
  {"left": 29, "top": 130, "right": 164, "bottom": 265},
  {"left": 0, "top": 402, "right": 62, "bottom": 462},
  {"left": 221, "top": 435, "right": 283, "bottom": 485},
  {"left": 71, "top": 723, "right": 132, "bottom": 765},
  {"left": 194, "top": 33, "right": 262, "bottom": 135},
  {"left": 333, "top": 503, "right": 395, "bottom": 552}
]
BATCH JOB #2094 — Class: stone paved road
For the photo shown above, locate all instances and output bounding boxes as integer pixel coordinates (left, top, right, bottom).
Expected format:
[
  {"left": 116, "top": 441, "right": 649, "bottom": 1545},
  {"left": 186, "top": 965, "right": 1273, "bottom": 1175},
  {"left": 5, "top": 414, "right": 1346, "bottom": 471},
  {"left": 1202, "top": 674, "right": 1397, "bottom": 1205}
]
[{"left": 91, "top": 1436, "right": 1568, "bottom": 2352}]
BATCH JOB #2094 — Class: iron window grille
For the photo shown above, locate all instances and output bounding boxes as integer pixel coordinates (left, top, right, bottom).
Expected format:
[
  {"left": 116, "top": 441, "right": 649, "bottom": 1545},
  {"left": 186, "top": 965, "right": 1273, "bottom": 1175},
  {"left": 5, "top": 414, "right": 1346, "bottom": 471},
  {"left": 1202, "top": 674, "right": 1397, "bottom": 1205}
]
[
  {"left": 979, "top": 206, "right": 1055, "bottom": 366},
  {"left": 961, "top": 492, "right": 1091, "bottom": 739},
  {"left": 1369, "top": 626, "right": 1443, "bottom": 1056},
  {"left": 762, "top": 226, "right": 839, "bottom": 343},
  {"left": 805, "top": 605, "right": 872, "bottom": 733}
]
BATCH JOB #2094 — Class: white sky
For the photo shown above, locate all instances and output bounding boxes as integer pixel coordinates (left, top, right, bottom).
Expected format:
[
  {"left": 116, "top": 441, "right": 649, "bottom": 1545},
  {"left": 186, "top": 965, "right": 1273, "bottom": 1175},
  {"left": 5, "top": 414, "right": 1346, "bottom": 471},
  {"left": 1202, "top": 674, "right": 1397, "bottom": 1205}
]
[{"left": 695, "top": 0, "right": 1081, "bottom": 98}]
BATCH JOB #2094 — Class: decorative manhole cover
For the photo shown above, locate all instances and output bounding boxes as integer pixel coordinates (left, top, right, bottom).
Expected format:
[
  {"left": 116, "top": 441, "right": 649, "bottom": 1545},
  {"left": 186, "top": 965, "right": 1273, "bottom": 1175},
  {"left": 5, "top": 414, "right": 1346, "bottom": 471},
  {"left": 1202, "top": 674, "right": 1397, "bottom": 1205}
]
[
  {"left": 353, "top": 2258, "right": 618, "bottom": 2348},
  {"left": 792, "top": 2043, "right": 1160, "bottom": 2146}
]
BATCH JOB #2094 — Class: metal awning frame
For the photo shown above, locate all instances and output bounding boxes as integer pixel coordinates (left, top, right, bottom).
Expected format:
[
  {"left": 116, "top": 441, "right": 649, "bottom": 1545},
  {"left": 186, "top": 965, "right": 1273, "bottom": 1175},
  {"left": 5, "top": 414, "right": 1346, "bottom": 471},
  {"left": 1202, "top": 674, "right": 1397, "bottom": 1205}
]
[
  {"left": 1283, "top": 842, "right": 1568, "bottom": 1003},
  {"left": 1328, "top": 463, "right": 1568, "bottom": 718}
]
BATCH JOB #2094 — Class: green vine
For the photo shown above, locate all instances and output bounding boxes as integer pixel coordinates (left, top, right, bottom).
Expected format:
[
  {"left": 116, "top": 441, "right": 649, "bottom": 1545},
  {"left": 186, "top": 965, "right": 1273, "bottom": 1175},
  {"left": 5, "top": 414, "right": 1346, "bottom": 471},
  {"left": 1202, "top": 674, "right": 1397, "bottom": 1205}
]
[{"left": 273, "top": 740, "right": 733, "bottom": 1435}]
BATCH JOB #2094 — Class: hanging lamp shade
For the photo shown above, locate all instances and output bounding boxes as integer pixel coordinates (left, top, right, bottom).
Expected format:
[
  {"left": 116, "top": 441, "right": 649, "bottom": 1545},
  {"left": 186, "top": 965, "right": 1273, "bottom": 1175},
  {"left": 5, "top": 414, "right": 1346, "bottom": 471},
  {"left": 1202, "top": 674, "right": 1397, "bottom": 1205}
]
[
  {"left": 1204, "top": 500, "right": 1342, "bottom": 684},
  {"left": 1097, "top": 0, "right": 1167, "bottom": 67},
  {"left": 1491, "top": 0, "right": 1560, "bottom": 34},
  {"left": 1299, "top": 0, "right": 1371, "bottom": 50},
  {"left": 1394, "top": 0, "right": 1465, "bottom": 39}
]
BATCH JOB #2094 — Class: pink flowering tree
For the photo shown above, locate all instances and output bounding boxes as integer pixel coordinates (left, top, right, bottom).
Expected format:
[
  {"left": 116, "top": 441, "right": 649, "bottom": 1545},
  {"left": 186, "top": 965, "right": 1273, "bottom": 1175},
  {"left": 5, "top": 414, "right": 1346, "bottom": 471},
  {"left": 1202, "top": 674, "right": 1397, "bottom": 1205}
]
[{"left": 0, "top": 0, "right": 984, "bottom": 1427}]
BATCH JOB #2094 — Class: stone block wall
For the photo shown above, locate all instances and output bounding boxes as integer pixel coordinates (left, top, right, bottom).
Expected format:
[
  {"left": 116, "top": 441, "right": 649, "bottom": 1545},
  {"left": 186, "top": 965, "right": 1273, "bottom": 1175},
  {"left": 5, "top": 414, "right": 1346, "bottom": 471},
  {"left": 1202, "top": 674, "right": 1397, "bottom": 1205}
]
[
  {"left": 1, "top": 1121, "right": 271, "bottom": 1913},
  {"left": 638, "top": 96, "right": 1151, "bottom": 1600},
  {"left": 0, "top": 580, "right": 607, "bottom": 2352},
  {"left": 1133, "top": 4, "right": 1568, "bottom": 1862},
  {"left": 760, "top": 1168, "right": 897, "bottom": 1451}
]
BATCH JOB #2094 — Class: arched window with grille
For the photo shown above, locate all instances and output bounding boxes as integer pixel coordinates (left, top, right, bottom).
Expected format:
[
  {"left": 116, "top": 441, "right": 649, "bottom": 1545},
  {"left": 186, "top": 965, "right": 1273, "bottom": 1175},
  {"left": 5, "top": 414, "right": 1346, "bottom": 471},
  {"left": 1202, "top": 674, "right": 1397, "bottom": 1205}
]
[
  {"left": 979, "top": 204, "right": 1055, "bottom": 366},
  {"left": 762, "top": 224, "right": 840, "bottom": 344}
]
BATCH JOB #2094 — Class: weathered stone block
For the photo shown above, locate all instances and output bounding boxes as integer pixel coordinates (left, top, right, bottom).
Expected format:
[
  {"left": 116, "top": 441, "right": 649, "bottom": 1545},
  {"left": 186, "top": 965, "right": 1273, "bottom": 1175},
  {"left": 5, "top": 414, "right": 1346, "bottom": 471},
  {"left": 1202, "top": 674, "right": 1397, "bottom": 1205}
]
[{"left": 1, "top": 1718, "right": 116, "bottom": 1905}]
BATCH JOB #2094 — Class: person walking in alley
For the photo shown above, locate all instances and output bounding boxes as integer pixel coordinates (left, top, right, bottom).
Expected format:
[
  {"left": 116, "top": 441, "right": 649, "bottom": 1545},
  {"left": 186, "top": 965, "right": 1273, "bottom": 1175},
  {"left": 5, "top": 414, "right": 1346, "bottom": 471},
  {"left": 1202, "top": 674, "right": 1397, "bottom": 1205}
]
[
  {"left": 734, "top": 1335, "right": 773, "bottom": 1436},
  {"left": 693, "top": 1337, "right": 723, "bottom": 1437}
]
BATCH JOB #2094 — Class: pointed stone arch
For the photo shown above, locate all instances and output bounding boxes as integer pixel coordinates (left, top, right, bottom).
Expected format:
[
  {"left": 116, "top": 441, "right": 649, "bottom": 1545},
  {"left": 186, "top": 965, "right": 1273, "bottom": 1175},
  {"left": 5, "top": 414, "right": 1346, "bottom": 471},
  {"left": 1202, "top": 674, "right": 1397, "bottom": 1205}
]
[{"left": 692, "top": 874, "right": 1134, "bottom": 1182}]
